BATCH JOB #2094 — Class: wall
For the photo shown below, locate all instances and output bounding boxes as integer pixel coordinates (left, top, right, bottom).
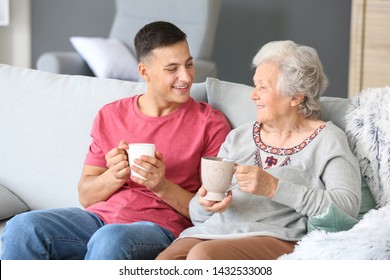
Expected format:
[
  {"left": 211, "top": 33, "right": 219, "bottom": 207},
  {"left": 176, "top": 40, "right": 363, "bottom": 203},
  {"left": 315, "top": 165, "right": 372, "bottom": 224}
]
[
  {"left": 215, "top": 0, "right": 351, "bottom": 98},
  {"left": 31, "top": 0, "right": 114, "bottom": 67},
  {"left": 30, "top": 0, "right": 351, "bottom": 97},
  {"left": 0, "top": 0, "right": 31, "bottom": 68}
]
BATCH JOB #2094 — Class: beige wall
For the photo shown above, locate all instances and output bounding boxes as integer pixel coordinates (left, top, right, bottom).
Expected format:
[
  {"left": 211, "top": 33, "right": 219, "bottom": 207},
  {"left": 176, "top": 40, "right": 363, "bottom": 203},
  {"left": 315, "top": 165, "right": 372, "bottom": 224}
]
[{"left": 0, "top": 0, "right": 31, "bottom": 68}]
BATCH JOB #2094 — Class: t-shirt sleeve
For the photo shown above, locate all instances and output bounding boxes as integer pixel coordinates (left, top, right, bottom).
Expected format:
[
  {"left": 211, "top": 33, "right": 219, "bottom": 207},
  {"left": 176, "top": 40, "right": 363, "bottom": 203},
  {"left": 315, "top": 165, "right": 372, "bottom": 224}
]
[
  {"left": 202, "top": 109, "right": 231, "bottom": 157},
  {"left": 84, "top": 111, "right": 107, "bottom": 168}
]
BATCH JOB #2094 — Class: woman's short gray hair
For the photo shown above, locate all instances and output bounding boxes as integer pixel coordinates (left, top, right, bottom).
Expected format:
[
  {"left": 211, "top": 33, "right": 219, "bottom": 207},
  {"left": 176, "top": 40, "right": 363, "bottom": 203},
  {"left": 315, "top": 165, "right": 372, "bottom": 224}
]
[{"left": 252, "top": 40, "right": 328, "bottom": 119}]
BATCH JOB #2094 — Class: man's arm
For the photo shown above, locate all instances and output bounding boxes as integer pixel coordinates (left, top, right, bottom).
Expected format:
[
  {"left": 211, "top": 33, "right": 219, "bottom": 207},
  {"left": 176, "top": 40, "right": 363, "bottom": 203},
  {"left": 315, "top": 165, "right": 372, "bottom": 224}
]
[
  {"left": 130, "top": 151, "right": 195, "bottom": 219},
  {"left": 154, "top": 180, "right": 195, "bottom": 219},
  {"left": 78, "top": 142, "right": 130, "bottom": 208},
  {"left": 79, "top": 138, "right": 195, "bottom": 217}
]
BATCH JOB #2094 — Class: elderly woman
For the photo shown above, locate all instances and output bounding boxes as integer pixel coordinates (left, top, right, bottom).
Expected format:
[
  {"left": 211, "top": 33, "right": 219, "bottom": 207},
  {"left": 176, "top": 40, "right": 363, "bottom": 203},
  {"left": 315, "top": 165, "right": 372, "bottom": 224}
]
[{"left": 157, "top": 40, "right": 361, "bottom": 260}]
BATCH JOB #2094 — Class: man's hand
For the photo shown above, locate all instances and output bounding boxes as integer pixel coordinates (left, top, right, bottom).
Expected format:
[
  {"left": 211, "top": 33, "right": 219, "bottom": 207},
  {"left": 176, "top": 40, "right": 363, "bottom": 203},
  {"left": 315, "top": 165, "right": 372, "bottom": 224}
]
[
  {"left": 105, "top": 140, "right": 130, "bottom": 185},
  {"left": 78, "top": 140, "right": 130, "bottom": 207},
  {"left": 130, "top": 150, "right": 168, "bottom": 193}
]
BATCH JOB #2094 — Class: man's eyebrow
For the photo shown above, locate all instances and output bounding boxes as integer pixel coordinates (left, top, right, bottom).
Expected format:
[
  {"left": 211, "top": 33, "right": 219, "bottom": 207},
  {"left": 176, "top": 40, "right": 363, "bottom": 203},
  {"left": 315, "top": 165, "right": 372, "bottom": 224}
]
[{"left": 164, "top": 57, "right": 193, "bottom": 68}]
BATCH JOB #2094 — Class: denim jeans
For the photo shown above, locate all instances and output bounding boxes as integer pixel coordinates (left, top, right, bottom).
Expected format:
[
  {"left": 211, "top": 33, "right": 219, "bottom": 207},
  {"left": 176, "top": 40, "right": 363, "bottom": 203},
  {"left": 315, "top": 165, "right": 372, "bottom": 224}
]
[{"left": 0, "top": 208, "right": 175, "bottom": 260}]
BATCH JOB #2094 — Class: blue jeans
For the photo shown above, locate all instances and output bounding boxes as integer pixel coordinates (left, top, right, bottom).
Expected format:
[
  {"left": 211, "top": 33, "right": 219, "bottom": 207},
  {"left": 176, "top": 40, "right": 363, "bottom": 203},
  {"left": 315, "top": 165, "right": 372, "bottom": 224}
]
[{"left": 0, "top": 208, "right": 175, "bottom": 260}]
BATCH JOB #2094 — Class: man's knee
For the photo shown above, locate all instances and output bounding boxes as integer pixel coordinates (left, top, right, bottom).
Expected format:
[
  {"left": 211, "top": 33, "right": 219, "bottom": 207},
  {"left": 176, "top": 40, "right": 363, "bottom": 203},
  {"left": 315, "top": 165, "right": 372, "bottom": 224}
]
[
  {"left": 88, "top": 224, "right": 128, "bottom": 247},
  {"left": 4, "top": 211, "right": 43, "bottom": 235},
  {"left": 86, "top": 223, "right": 171, "bottom": 260}
]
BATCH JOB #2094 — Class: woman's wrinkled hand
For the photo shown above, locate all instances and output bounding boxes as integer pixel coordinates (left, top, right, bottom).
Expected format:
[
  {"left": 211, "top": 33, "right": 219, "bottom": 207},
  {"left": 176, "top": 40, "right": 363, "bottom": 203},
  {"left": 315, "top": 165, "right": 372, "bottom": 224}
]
[
  {"left": 198, "top": 186, "right": 233, "bottom": 213},
  {"left": 235, "top": 165, "right": 278, "bottom": 198}
]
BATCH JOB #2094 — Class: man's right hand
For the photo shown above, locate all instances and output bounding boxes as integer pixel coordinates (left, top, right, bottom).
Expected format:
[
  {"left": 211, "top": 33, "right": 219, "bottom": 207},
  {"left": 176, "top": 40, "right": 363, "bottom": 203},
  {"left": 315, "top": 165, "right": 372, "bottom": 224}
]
[
  {"left": 105, "top": 140, "right": 130, "bottom": 184},
  {"left": 78, "top": 140, "right": 130, "bottom": 208}
]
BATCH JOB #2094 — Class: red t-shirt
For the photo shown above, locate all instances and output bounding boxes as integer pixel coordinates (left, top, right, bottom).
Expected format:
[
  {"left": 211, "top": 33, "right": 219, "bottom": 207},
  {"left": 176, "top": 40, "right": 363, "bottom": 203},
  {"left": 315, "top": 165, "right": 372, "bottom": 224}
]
[{"left": 85, "top": 95, "right": 230, "bottom": 237}]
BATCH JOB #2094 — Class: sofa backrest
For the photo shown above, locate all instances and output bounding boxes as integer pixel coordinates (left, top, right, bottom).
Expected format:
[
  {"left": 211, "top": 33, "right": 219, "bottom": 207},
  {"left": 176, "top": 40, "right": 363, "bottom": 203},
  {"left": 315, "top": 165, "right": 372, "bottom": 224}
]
[
  {"left": 205, "top": 77, "right": 351, "bottom": 131},
  {"left": 0, "top": 64, "right": 351, "bottom": 211},
  {"left": 109, "top": 0, "right": 221, "bottom": 60},
  {"left": 0, "top": 64, "right": 207, "bottom": 210}
]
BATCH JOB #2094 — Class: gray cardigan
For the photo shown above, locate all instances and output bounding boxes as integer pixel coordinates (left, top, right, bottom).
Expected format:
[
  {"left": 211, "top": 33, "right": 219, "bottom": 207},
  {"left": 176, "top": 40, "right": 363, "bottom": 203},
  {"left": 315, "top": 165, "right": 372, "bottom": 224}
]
[{"left": 178, "top": 121, "right": 361, "bottom": 241}]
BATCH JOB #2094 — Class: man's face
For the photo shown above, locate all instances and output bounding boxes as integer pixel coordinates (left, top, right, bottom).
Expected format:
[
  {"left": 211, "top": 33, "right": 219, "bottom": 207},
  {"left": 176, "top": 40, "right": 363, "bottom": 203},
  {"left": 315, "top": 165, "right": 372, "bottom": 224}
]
[{"left": 141, "top": 40, "right": 195, "bottom": 107}]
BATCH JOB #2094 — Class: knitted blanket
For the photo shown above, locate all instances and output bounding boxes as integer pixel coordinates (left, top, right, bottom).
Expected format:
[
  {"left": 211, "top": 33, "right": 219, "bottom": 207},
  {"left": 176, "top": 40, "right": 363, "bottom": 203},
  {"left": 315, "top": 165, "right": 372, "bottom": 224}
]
[{"left": 279, "top": 87, "right": 390, "bottom": 259}]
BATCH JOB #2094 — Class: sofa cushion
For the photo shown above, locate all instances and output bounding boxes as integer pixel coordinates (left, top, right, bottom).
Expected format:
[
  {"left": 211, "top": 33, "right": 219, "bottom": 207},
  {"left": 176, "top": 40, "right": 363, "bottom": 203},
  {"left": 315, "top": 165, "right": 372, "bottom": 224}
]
[
  {"left": 0, "top": 184, "right": 29, "bottom": 220},
  {"left": 319, "top": 96, "right": 351, "bottom": 131},
  {"left": 70, "top": 36, "right": 139, "bottom": 81},
  {"left": 358, "top": 177, "right": 376, "bottom": 219},
  {"left": 206, "top": 78, "right": 256, "bottom": 129}
]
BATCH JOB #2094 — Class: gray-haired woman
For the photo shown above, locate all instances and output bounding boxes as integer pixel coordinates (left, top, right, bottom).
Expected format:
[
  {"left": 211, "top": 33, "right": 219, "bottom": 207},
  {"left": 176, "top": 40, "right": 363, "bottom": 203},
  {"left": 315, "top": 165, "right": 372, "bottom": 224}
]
[{"left": 157, "top": 40, "right": 361, "bottom": 260}]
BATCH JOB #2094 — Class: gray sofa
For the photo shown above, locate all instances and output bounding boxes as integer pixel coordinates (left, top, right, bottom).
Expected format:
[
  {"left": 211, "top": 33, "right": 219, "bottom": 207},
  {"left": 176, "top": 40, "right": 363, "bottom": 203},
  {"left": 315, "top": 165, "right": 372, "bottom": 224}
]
[{"left": 0, "top": 64, "right": 381, "bottom": 258}]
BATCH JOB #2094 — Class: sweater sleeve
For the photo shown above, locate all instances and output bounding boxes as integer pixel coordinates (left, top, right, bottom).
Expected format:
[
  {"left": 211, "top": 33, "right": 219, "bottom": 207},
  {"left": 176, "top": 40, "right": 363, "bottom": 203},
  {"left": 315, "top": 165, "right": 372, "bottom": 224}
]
[
  {"left": 201, "top": 109, "right": 231, "bottom": 157},
  {"left": 188, "top": 192, "right": 214, "bottom": 225},
  {"left": 272, "top": 125, "right": 361, "bottom": 218}
]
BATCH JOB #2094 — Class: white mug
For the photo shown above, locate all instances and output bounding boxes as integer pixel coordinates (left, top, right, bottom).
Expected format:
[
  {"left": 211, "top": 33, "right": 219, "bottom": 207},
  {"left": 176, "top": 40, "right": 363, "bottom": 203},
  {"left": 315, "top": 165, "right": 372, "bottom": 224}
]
[{"left": 128, "top": 143, "right": 155, "bottom": 180}]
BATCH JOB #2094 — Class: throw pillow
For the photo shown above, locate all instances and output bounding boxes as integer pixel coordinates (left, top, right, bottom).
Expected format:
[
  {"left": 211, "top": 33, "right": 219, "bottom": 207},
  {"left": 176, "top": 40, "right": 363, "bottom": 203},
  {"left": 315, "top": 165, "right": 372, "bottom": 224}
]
[
  {"left": 205, "top": 77, "right": 256, "bottom": 128},
  {"left": 307, "top": 202, "right": 358, "bottom": 233},
  {"left": 358, "top": 177, "right": 376, "bottom": 220},
  {"left": 70, "top": 36, "right": 139, "bottom": 81},
  {"left": 0, "top": 184, "right": 29, "bottom": 220}
]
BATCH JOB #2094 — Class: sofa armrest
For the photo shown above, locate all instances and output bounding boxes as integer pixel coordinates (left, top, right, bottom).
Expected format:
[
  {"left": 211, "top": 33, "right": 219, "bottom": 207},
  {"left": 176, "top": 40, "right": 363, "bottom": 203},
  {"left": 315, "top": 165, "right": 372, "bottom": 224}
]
[
  {"left": 36, "top": 52, "right": 94, "bottom": 76},
  {"left": 0, "top": 219, "right": 6, "bottom": 252}
]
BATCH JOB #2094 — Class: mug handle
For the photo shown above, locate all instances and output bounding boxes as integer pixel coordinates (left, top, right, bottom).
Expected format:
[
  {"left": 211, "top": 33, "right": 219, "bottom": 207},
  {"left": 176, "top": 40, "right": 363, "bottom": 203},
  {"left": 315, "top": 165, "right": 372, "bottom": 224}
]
[
  {"left": 225, "top": 180, "right": 238, "bottom": 193},
  {"left": 225, "top": 164, "right": 238, "bottom": 193}
]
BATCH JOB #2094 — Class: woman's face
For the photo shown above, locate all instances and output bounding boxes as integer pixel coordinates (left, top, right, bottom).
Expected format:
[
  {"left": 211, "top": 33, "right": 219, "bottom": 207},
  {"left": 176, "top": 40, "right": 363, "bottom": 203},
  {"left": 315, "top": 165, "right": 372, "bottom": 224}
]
[{"left": 251, "top": 63, "right": 293, "bottom": 125}]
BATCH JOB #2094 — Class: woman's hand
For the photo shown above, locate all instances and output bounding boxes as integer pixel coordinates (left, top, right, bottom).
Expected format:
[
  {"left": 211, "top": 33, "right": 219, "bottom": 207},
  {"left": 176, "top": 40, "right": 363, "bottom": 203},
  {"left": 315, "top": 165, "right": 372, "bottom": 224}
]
[
  {"left": 235, "top": 165, "right": 279, "bottom": 198},
  {"left": 198, "top": 186, "right": 233, "bottom": 213}
]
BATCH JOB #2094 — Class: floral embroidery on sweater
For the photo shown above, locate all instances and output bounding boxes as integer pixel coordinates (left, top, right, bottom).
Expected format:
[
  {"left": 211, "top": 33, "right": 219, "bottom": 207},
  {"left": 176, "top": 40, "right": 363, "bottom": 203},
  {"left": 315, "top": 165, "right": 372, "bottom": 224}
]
[{"left": 253, "top": 122, "right": 326, "bottom": 169}]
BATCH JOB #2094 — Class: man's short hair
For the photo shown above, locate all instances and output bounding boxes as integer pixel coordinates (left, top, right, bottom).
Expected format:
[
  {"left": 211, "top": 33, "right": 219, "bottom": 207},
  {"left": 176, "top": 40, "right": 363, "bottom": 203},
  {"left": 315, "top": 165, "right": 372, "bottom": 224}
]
[{"left": 134, "top": 21, "right": 187, "bottom": 62}]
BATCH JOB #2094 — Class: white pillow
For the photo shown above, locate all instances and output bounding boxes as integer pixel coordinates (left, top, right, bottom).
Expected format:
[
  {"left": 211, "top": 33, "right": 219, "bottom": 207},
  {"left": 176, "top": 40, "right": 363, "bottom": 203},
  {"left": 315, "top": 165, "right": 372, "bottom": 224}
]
[{"left": 70, "top": 36, "right": 139, "bottom": 81}]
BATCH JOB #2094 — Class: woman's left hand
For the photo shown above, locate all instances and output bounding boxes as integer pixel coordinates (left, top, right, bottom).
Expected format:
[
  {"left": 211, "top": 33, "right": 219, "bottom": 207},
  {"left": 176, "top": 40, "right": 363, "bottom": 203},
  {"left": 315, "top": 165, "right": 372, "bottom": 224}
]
[
  {"left": 235, "top": 165, "right": 278, "bottom": 198},
  {"left": 198, "top": 186, "right": 233, "bottom": 213}
]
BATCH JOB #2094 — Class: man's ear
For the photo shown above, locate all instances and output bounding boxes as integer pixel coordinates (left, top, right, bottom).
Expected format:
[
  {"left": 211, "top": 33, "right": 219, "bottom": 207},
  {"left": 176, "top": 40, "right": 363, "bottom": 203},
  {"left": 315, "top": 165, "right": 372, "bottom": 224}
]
[
  {"left": 138, "top": 63, "right": 150, "bottom": 82},
  {"left": 291, "top": 94, "right": 305, "bottom": 107}
]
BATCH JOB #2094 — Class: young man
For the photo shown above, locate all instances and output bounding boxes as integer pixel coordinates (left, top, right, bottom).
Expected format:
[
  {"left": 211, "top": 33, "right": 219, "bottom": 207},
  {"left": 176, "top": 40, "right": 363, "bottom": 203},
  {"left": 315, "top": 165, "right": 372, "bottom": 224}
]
[{"left": 1, "top": 21, "right": 231, "bottom": 260}]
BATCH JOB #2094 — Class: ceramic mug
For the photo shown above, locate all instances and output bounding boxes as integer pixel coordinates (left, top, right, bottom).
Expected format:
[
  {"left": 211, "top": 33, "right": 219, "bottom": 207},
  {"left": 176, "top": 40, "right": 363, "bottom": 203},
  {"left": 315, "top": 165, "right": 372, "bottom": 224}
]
[
  {"left": 201, "top": 156, "right": 236, "bottom": 201},
  {"left": 128, "top": 143, "right": 155, "bottom": 180}
]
